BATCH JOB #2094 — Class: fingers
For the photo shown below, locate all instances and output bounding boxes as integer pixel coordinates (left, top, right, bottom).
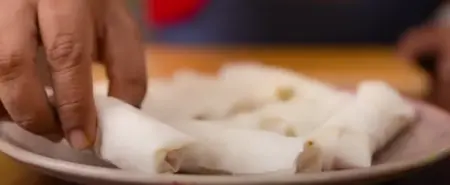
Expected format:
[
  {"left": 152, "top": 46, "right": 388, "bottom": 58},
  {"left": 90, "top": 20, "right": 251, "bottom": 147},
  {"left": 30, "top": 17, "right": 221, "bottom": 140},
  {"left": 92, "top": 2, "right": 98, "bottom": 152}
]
[
  {"left": 100, "top": 1, "right": 147, "bottom": 108},
  {"left": 0, "top": 102, "right": 10, "bottom": 121},
  {"left": 431, "top": 52, "right": 450, "bottom": 111},
  {"left": 0, "top": 0, "right": 61, "bottom": 139},
  {"left": 435, "top": 41, "right": 450, "bottom": 106},
  {"left": 397, "top": 25, "right": 442, "bottom": 61},
  {"left": 398, "top": 25, "right": 450, "bottom": 81},
  {"left": 38, "top": 0, "right": 97, "bottom": 149},
  {"left": 400, "top": 25, "right": 450, "bottom": 111}
]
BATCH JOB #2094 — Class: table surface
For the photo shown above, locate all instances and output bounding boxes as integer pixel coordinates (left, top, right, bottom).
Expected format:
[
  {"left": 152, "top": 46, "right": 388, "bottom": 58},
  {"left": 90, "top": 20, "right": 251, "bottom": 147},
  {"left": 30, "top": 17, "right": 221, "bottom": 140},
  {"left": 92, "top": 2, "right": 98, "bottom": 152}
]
[
  {"left": 94, "top": 45, "right": 430, "bottom": 97},
  {"left": 1, "top": 46, "right": 432, "bottom": 185}
]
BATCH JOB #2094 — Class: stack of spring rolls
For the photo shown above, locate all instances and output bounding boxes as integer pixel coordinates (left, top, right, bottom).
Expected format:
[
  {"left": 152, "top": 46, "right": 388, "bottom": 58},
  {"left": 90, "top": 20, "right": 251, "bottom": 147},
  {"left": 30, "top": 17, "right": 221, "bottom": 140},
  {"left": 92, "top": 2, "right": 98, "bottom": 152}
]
[{"left": 90, "top": 63, "right": 417, "bottom": 175}]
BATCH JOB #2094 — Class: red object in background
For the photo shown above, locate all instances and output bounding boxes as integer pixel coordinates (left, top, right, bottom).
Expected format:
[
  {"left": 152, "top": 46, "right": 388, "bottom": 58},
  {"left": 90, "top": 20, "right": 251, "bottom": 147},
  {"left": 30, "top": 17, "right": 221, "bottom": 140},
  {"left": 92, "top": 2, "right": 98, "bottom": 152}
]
[{"left": 147, "top": 0, "right": 208, "bottom": 27}]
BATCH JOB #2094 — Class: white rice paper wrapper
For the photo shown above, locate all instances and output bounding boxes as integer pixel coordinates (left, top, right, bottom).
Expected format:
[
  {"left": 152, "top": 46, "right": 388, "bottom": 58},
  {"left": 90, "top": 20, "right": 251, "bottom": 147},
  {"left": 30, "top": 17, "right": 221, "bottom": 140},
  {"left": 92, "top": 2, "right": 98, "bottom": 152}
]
[
  {"left": 143, "top": 62, "right": 346, "bottom": 123},
  {"left": 248, "top": 92, "right": 352, "bottom": 137},
  {"left": 307, "top": 81, "right": 416, "bottom": 170},
  {"left": 356, "top": 81, "right": 417, "bottom": 149},
  {"left": 176, "top": 112, "right": 298, "bottom": 137},
  {"left": 142, "top": 63, "right": 352, "bottom": 138},
  {"left": 142, "top": 72, "right": 254, "bottom": 122},
  {"left": 218, "top": 62, "right": 340, "bottom": 103},
  {"left": 91, "top": 67, "right": 415, "bottom": 174},
  {"left": 93, "top": 96, "right": 195, "bottom": 174},
  {"left": 191, "top": 95, "right": 349, "bottom": 138},
  {"left": 169, "top": 120, "right": 323, "bottom": 175}
]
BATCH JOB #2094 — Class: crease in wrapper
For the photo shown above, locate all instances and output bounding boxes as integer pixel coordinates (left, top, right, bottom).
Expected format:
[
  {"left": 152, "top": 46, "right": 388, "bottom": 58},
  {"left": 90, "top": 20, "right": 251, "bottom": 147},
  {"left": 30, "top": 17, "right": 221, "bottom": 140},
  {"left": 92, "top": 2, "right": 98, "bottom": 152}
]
[{"left": 93, "top": 95, "right": 195, "bottom": 174}]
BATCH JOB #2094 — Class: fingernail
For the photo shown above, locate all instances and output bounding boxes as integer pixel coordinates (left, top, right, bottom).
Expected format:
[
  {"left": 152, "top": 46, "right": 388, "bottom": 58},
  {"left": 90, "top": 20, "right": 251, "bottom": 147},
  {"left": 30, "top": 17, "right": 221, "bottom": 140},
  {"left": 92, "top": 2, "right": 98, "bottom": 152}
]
[{"left": 68, "top": 129, "right": 90, "bottom": 150}]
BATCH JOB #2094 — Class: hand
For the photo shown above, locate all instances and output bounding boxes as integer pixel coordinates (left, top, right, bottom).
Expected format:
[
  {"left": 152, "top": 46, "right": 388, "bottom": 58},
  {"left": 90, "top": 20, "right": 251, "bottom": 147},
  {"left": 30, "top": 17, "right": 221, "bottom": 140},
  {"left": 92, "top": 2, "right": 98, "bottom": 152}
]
[
  {"left": 398, "top": 24, "right": 450, "bottom": 111},
  {"left": 0, "top": 0, "right": 147, "bottom": 149}
]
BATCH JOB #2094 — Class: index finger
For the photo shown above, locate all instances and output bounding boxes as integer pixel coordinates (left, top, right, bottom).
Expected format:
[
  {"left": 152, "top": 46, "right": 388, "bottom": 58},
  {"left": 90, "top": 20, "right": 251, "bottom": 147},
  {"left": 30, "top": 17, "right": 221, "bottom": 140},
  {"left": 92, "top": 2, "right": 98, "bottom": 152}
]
[{"left": 38, "top": 0, "right": 97, "bottom": 149}]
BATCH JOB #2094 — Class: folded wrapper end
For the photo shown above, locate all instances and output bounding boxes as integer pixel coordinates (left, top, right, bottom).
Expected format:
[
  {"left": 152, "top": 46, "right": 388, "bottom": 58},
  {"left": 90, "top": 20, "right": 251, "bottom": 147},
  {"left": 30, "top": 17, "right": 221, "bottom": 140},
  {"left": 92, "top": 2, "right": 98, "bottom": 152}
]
[
  {"left": 94, "top": 137, "right": 189, "bottom": 173},
  {"left": 296, "top": 140, "right": 324, "bottom": 173},
  {"left": 156, "top": 148, "right": 186, "bottom": 173},
  {"left": 305, "top": 122, "right": 374, "bottom": 171},
  {"left": 93, "top": 95, "right": 195, "bottom": 174},
  {"left": 332, "top": 129, "right": 373, "bottom": 169}
]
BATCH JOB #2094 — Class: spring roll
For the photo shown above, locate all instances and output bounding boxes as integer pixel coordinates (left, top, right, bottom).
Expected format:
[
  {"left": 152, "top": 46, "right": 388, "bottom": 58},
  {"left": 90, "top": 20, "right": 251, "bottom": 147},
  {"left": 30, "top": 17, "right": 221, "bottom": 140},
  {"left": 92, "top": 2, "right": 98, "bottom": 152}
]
[
  {"left": 307, "top": 81, "right": 416, "bottom": 170},
  {"left": 218, "top": 63, "right": 340, "bottom": 103},
  {"left": 198, "top": 97, "right": 346, "bottom": 138},
  {"left": 250, "top": 92, "right": 352, "bottom": 137},
  {"left": 94, "top": 96, "right": 195, "bottom": 174},
  {"left": 144, "top": 63, "right": 346, "bottom": 124},
  {"left": 182, "top": 113, "right": 298, "bottom": 137},
  {"left": 355, "top": 81, "right": 417, "bottom": 148},
  {"left": 169, "top": 120, "right": 320, "bottom": 175},
  {"left": 142, "top": 72, "right": 255, "bottom": 122},
  {"left": 202, "top": 89, "right": 351, "bottom": 137}
]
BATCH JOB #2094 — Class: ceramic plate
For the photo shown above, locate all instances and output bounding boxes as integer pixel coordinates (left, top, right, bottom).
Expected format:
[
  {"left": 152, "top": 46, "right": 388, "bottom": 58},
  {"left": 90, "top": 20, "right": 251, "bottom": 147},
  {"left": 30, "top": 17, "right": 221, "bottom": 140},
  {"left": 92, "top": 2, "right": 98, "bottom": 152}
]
[{"left": 0, "top": 101, "right": 449, "bottom": 185}]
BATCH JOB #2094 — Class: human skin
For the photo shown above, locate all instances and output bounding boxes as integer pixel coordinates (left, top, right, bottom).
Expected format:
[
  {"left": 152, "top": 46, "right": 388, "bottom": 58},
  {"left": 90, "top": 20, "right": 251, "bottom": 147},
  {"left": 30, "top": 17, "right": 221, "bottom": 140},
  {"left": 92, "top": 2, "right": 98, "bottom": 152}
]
[
  {"left": 0, "top": 0, "right": 147, "bottom": 149},
  {"left": 398, "top": 24, "right": 450, "bottom": 112}
]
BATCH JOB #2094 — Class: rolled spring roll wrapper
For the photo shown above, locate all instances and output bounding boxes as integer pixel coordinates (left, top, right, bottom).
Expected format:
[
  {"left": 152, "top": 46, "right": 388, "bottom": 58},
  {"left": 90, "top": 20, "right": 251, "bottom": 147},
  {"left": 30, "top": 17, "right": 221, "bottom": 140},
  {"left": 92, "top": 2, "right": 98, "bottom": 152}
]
[
  {"left": 218, "top": 63, "right": 340, "bottom": 103},
  {"left": 201, "top": 89, "right": 351, "bottom": 137},
  {"left": 93, "top": 96, "right": 195, "bottom": 174},
  {"left": 307, "top": 81, "right": 416, "bottom": 170},
  {"left": 356, "top": 81, "right": 417, "bottom": 149},
  {"left": 142, "top": 72, "right": 255, "bottom": 122},
  {"left": 249, "top": 92, "right": 352, "bottom": 137},
  {"left": 306, "top": 103, "right": 374, "bottom": 170},
  {"left": 170, "top": 120, "right": 322, "bottom": 174},
  {"left": 175, "top": 115, "right": 290, "bottom": 136},
  {"left": 186, "top": 113, "right": 298, "bottom": 137},
  {"left": 199, "top": 98, "right": 346, "bottom": 138},
  {"left": 145, "top": 63, "right": 345, "bottom": 122}
]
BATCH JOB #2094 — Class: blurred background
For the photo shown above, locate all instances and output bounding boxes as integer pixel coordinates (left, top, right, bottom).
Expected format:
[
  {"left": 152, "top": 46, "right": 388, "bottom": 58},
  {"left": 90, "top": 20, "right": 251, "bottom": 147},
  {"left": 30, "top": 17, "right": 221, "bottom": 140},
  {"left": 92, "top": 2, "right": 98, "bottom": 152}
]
[
  {"left": 116, "top": 0, "right": 441, "bottom": 100},
  {"left": 130, "top": 0, "right": 440, "bottom": 44}
]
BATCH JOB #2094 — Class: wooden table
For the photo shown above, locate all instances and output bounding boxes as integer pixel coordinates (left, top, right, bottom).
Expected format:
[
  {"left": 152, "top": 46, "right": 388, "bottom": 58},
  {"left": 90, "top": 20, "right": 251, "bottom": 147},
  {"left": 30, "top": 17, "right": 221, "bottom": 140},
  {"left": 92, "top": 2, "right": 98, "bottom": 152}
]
[
  {"left": 94, "top": 45, "right": 430, "bottom": 98},
  {"left": 0, "top": 46, "right": 431, "bottom": 185}
]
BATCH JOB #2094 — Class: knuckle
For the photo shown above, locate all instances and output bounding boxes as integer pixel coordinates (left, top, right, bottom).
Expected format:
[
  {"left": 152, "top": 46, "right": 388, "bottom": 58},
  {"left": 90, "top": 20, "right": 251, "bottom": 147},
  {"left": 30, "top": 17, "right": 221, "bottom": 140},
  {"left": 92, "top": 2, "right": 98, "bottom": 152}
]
[
  {"left": 0, "top": 49, "right": 26, "bottom": 83},
  {"left": 47, "top": 34, "right": 83, "bottom": 72},
  {"left": 58, "top": 98, "right": 84, "bottom": 113}
]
